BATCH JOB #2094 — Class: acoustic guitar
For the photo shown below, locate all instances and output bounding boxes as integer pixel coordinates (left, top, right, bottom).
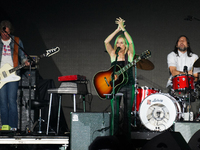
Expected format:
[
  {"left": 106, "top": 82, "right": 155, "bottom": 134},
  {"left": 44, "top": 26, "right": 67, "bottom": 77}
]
[{"left": 93, "top": 50, "right": 151, "bottom": 99}]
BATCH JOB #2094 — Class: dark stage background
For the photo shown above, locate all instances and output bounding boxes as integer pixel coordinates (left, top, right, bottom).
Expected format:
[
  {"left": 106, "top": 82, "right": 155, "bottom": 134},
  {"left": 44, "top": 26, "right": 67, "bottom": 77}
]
[{"left": 1, "top": 0, "right": 200, "bottom": 129}]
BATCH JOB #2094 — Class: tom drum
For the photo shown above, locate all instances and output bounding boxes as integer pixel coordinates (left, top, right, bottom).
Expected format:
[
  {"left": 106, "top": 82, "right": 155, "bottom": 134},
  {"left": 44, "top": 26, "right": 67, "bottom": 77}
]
[{"left": 172, "top": 74, "right": 194, "bottom": 97}]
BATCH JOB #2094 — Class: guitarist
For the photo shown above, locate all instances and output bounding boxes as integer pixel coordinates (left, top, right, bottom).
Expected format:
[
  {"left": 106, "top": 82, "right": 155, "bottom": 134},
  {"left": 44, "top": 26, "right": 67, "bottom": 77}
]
[
  {"left": 0, "top": 20, "right": 30, "bottom": 131},
  {"left": 104, "top": 17, "right": 135, "bottom": 148}
]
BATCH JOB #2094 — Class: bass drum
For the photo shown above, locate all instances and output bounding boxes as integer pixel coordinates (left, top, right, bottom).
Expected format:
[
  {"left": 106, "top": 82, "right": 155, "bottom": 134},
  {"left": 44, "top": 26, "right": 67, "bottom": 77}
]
[{"left": 139, "top": 93, "right": 181, "bottom": 131}]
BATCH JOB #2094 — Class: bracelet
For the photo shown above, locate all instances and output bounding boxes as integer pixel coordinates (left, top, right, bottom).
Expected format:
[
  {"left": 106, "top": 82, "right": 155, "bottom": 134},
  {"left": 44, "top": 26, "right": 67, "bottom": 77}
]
[{"left": 123, "top": 30, "right": 126, "bottom": 33}]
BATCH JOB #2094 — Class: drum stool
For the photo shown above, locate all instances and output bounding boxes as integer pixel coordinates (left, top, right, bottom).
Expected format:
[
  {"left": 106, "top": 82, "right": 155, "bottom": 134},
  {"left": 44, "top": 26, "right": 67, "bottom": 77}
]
[{"left": 28, "top": 100, "right": 49, "bottom": 133}]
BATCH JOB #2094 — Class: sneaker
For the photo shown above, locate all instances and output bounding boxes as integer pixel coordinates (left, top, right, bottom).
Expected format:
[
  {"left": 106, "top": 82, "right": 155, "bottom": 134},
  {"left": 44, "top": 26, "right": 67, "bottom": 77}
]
[{"left": 10, "top": 128, "right": 17, "bottom": 131}]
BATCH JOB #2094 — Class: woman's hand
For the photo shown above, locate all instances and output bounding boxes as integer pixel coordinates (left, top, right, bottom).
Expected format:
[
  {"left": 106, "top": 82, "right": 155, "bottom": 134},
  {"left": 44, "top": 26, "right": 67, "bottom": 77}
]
[{"left": 115, "top": 17, "right": 126, "bottom": 31}]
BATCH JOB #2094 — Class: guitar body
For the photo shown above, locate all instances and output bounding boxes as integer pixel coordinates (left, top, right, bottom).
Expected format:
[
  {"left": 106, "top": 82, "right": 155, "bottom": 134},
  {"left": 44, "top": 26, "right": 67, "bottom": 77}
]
[
  {"left": 93, "top": 65, "right": 128, "bottom": 99},
  {"left": 0, "top": 64, "right": 21, "bottom": 89},
  {"left": 0, "top": 47, "right": 60, "bottom": 89}
]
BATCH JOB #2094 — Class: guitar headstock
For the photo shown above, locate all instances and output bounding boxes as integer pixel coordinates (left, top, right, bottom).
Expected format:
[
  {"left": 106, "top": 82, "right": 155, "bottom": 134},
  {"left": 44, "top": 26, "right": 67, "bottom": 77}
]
[
  {"left": 45, "top": 47, "right": 60, "bottom": 57},
  {"left": 140, "top": 50, "right": 151, "bottom": 59}
]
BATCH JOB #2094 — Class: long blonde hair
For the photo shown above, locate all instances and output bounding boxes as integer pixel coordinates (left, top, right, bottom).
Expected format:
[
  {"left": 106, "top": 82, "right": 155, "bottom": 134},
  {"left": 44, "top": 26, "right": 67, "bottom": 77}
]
[{"left": 114, "top": 34, "right": 129, "bottom": 54}]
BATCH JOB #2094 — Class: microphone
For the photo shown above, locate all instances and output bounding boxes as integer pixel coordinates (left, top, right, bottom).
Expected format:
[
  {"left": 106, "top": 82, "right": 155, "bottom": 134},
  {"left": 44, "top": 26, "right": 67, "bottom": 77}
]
[
  {"left": 183, "top": 66, "right": 188, "bottom": 74},
  {"left": 115, "top": 47, "right": 121, "bottom": 54},
  {"left": 2, "top": 27, "right": 6, "bottom": 31},
  {"left": 2, "top": 27, "right": 9, "bottom": 35}
]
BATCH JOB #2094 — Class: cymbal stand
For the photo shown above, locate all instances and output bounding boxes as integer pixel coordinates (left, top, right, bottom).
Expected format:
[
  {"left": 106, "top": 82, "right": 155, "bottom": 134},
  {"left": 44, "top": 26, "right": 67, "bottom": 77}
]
[
  {"left": 185, "top": 67, "right": 191, "bottom": 121},
  {"left": 187, "top": 76, "right": 191, "bottom": 121},
  {"left": 133, "top": 63, "right": 137, "bottom": 127}
]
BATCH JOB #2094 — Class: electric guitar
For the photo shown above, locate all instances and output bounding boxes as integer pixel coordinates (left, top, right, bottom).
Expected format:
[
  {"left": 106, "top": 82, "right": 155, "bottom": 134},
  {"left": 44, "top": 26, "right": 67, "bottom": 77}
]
[
  {"left": 0, "top": 47, "right": 60, "bottom": 89},
  {"left": 93, "top": 50, "right": 151, "bottom": 100}
]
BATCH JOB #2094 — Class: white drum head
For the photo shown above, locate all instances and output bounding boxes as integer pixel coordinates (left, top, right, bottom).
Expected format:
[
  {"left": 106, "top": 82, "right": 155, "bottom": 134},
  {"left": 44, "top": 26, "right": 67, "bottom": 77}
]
[{"left": 139, "top": 93, "right": 181, "bottom": 131}]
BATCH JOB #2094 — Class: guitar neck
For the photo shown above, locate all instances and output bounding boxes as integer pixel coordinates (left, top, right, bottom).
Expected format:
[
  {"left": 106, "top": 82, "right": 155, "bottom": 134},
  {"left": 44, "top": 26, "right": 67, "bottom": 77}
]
[
  {"left": 6, "top": 47, "right": 60, "bottom": 75},
  {"left": 9, "top": 63, "right": 26, "bottom": 74},
  {"left": 116, "top": 57, "right": 141, "bottom": 75}
]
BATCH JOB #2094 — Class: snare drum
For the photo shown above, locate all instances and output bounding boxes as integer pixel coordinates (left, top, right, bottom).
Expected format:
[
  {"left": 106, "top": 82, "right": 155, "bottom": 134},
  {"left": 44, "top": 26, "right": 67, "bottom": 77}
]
[
  {"left": 172, "top": 74, "right": 194, "bottom": 97},
  {"left": 139, "top": 93, "right": 181, "bottom": 131},
  {"left": 133, "top": 86, "right": 161, "bottom": 111}
]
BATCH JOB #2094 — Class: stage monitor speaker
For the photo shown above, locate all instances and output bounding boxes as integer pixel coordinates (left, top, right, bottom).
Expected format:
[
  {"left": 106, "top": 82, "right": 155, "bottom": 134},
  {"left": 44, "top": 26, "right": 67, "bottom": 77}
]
[
  {"left": 174, "top": 122, "right": 200, "bottom": 142},
  {"left": 89, "top": 136, "right": 120, "bottom": 150},
  {"left": 188, "top": 129, "right": 200, "bottom": 150},
  {"left": 70, "top": 112, "right": 110, "bottom": 150},
  {"left": 141, "top": 131, "right": 191, "bottom": 150}
]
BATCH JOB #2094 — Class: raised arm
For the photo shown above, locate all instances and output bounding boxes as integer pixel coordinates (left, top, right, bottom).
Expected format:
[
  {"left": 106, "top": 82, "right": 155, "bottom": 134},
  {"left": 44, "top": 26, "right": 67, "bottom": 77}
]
[
  {"left": 116, "top": 17, "right": 135, "bottom": 62},
  {"left": 124, "top": 30, "right": 135, "bottom": 62},
  {"left": 104, "top": 26, "right": 121, "bottom": 56}
]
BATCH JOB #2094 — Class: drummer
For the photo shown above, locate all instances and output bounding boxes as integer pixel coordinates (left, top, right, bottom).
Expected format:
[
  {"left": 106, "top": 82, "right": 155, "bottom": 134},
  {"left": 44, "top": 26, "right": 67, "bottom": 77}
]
[{"left": 166, "top": 35, "right": 200, "bottom": 91}]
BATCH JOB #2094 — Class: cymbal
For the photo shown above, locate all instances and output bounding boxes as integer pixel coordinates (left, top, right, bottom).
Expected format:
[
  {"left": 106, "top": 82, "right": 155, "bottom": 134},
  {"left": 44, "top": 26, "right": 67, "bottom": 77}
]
[
  {"left": 193, "top": 57, "right": 200, "bottom": 67},
  {"left": 134, "top": 54, "right": 154, "bottom": 70}
]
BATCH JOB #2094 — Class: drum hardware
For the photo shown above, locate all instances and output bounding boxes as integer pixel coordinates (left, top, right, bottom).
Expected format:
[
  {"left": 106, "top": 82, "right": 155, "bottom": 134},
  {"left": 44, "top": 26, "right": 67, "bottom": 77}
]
[
  {"left": 132, "top": 55, "right": 155, "bottom": 127},
  {"left": 184, "top": 67, "right": 192, "bottom": 121},
  {"left": 182, "top": 112, "right": 193, "bottom": 121},
  {"left": 171, "top": 72, "right": 197, "bottom": 122}
]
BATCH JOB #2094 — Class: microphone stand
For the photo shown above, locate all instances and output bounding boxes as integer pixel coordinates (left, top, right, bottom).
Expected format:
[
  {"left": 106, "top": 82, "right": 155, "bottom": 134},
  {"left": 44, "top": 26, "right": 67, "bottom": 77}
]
[
  {"left": 110, "top": 51, "right": 119, "bottom": 135},
  {"left": 3, "top": 30, "right": 34, "bottom": 132}
]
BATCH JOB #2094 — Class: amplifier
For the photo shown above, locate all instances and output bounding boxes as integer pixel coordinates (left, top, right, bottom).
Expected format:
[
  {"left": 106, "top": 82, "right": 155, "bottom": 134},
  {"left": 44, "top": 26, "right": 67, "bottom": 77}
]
[
  {"left": 70, "top": 112, "right": 110, "bottom": 150},
  {"left": 19, "top": 69, "right": 39, "bottom": 87}
]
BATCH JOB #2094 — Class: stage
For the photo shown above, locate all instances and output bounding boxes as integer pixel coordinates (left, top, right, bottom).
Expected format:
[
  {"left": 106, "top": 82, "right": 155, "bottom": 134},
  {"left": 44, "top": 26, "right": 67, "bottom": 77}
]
[
  {"left": 0, "top": 131, "right": 156, "bottom": 150},
  {"left": 0, "top": 122, "right": 199, "bottom": 150},
  {"left": 0, "top": 132, "right": 69, "bottom": 150}
]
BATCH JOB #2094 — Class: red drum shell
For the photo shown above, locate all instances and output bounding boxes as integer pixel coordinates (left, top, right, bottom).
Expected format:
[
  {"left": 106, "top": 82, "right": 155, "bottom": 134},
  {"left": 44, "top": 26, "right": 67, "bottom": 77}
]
[
  {"left": 133, "top": 86, "right": 161, "bottom": 112},
  {"left": 172, "top": 74, "right": 194, "bottom": 96}
]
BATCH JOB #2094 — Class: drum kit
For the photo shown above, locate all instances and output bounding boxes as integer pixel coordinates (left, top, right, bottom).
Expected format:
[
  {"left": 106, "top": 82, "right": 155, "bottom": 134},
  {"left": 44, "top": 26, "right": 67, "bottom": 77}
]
[{"left": 132, "top": 55, "right": 200, "bottom": 132}]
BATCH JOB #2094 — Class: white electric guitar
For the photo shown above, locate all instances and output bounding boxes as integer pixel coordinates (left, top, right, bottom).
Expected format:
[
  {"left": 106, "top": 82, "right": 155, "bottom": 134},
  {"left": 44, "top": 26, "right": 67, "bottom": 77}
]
[{"left": 0, "top": 47, "right": 60, "bottom": 89}]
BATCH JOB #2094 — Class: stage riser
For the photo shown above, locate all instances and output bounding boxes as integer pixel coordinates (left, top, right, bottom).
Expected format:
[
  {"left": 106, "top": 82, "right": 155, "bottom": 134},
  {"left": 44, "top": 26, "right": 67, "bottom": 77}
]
[
  {"left": 141, "top": 131, "right": 191, "bottom": 150},
  {"left": 174, "top": 122, "right": 200, "bottom": 143}
]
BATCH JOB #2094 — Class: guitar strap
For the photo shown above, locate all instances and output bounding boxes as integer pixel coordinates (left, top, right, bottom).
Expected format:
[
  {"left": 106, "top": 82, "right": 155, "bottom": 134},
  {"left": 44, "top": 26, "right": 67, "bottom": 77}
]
[{"left": 13, "top": 36, "right": 19, "bottom": 67}]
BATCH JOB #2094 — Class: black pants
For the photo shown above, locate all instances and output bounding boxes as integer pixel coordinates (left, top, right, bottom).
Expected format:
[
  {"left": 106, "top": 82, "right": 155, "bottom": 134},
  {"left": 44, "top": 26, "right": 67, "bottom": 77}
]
[{"left": 113, "top": 84, "right": 134, "bottom": 142}]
